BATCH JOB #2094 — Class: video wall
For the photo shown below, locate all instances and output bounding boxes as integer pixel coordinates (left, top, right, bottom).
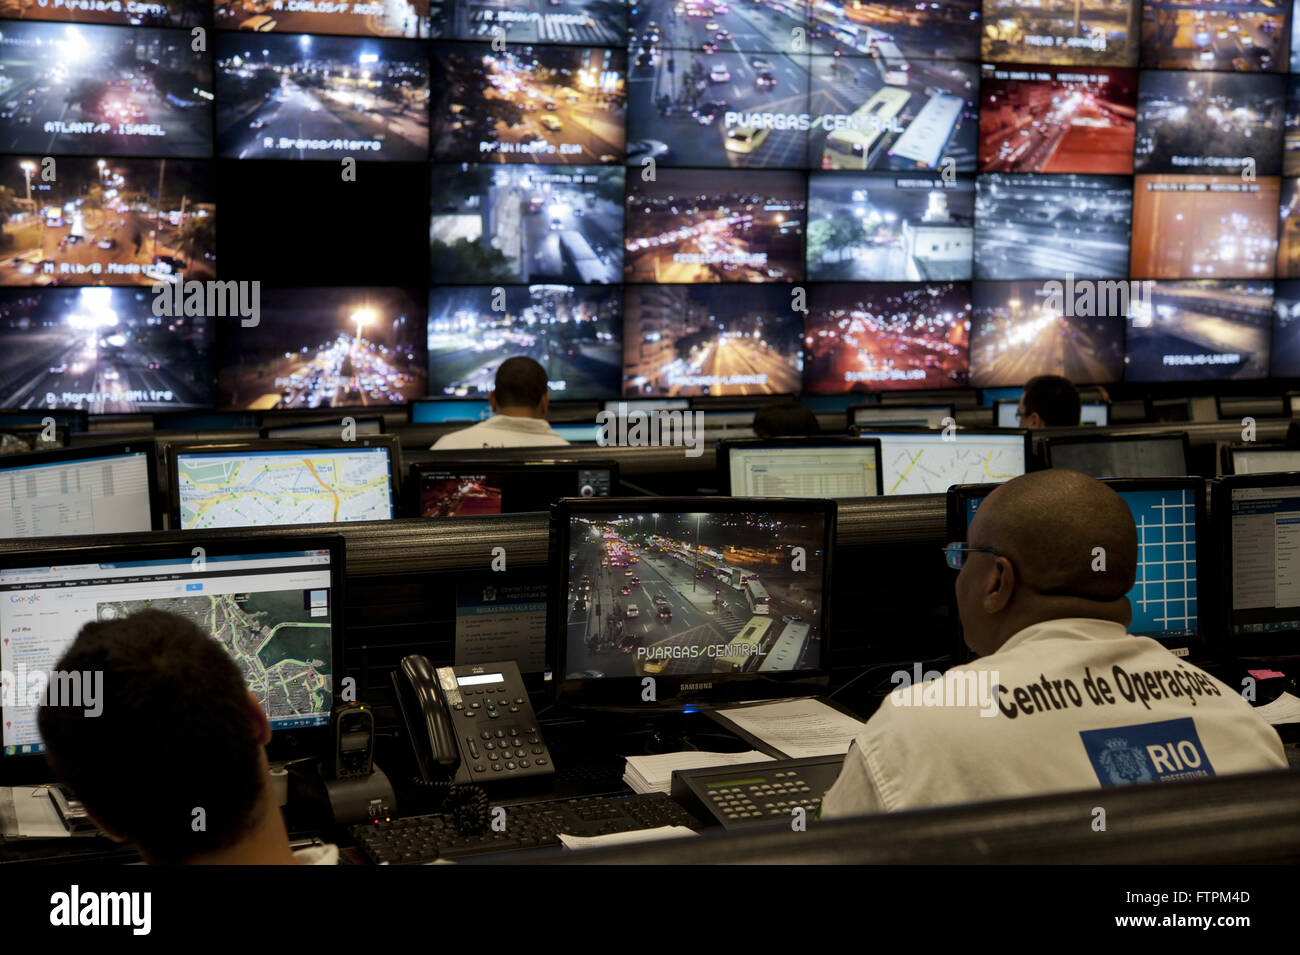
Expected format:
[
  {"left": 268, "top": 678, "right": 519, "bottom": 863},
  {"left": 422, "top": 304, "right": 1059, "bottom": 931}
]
[{"left": 1, "top": 0, "right": 1299, "bottom": 413}]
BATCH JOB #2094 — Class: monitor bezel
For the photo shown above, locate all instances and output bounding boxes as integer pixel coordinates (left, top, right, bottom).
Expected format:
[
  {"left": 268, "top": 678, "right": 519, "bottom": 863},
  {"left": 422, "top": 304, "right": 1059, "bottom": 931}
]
[
  {"left": 947, "top": 477, "right": 1210, "bottom": 655},
  {"left": 406, "top": 458, "right": 621, "bottom": 517},
  {"left": 166, "top": 436, "right": 401, "bottom": 530},
  {"left": 407, "top": 397, "right": 493, "bottom": 425},
  {"left": 548, "top": 496, "right": 836, "bottom": 708},
  {"left": 1041, "top": 430, "right": 1192, "bottom": 478},
  {"left": 1221, "top": 442, "right": 1300, "bottom": 477},
  {"left": 846, "top": 403, "right": 955, "bottom": 430},
  {"left": 1214, "top": 395, "right": 1288, "bottom": 421},
  {"left": 1215, "top": 471, "right": 1300, "bottom": 657},
  {"left": 0, "top": 532, "right": 346, "bottom": 784},
  {"left": 0, "top": 408, "right": 88, "bottom": 432},
  {"left": 0, "top": 440, "right": 162, "bottom": 534},
  {"left": 716, "top": 436, "right": 884, "bottom": 498}
]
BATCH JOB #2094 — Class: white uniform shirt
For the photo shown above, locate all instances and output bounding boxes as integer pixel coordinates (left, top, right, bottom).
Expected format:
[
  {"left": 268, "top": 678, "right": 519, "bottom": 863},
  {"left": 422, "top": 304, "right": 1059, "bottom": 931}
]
[
  {"left": 429, "top": 415, "right": 570, "bottom": 450},
  {"left": 821, "top": 617, "right": 1288, "bottom": 818}
]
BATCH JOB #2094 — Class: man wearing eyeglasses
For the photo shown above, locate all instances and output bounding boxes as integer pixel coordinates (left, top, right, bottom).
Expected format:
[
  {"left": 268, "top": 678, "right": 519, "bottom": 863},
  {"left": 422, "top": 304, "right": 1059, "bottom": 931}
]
[{"left": 820, "top": 469, "right": 1286, "bottom": 818}]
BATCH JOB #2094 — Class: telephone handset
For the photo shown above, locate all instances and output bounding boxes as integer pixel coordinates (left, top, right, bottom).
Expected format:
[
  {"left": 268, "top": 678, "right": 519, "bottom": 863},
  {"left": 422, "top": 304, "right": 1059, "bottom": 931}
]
[{"left": 392, "top": 656, "right": 554, "bottom": 785}]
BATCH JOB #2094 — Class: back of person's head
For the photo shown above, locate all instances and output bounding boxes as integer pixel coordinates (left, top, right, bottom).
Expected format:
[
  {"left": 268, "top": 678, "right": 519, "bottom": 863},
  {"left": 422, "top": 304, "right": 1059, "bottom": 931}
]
[
  {"left": 1019, "top": 375, "right": 1081, "bottom": 428},
  {"left": 753, "top": 399, "right": 820, "bottom": 439},
  {"left": 492, "top": 356, "right": 550, "bottom": 412},
  {"left": 38, "top": 610, "right": 266, "bottom": 863},
  {"left": 958, "top": 469, "right": 1137, "bottom": 656}
]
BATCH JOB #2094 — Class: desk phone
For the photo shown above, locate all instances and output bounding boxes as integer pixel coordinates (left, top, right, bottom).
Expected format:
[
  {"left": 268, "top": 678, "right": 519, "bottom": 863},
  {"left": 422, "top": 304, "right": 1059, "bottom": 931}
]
[{"left": 670, "top": 754, "right": 845, "bottom": 829}]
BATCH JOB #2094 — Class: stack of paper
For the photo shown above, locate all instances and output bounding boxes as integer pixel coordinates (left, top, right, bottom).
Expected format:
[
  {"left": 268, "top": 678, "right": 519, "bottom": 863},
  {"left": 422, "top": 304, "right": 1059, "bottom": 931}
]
[
  {"left": 623, "top": 750, "right": 775, "bottom": 794},
  {"left": 711, "top": 698, "right": 867, "bottom": 759}
]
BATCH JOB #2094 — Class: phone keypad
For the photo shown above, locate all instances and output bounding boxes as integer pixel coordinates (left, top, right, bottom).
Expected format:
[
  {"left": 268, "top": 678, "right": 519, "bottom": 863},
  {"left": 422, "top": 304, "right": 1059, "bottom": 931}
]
[{"left": 452, "top": 679, "right": 551, "bottom": 780}]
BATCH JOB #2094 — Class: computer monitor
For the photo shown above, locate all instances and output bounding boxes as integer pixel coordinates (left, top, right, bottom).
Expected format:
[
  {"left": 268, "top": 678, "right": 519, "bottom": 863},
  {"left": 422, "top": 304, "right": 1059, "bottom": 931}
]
[
  {"left": 0, "top": 423, "right": 67, "bottom": 455},
  {"left": 1042, "top": 432, "right": 1190, "bottom": 479},
  {"left": 0, "top": 442, "right": 160, "bottom": 538},
  {"left": 409, "top": 398, "right": 492, "bottom": 424},
  {"left": 0, "top": 535, "right": 343, "bottom": 778},
  {"left": 262, "top": 417, "right": 385, "bottom": 440},
  {"left": 980, "top": 387, "right": 1022, "bottom": 406},
  {"left": 994, "top": 399, "right": 1110, "bottom": 428},
  {"left": 1223, "top": 445, "right": 1300, "bottom": 476},
  {"left": 849, "top": 427, "right": 1031, "bottom": 496},
  {"left": 849, "top": 405, "right": 954, "bottom": 429},
  {"left": 169, "top": 438, "right": 398, "bottom": 530},
  {"left": 604, "top": 398, "right": 690, "bottom": 415},
  {"left": 549, "top": 497, "right": 835, "bottom": 707},
  {"left": 1216, "top": 396, "right": 1286, "bottom": 421},
  {"left": 1217, "top": 473, "right": 1300, "bottom": 654},
  {"left": 948, "top": 478, "right": 1205, "bottom": 651},
  {"left": 551, "top": 423, "right": 601, "bottom": 443},
  {"left": 719, "top": 438, "right": 883, "bottom": 498},
  {"left": 0, "top": 408, "right": 88, "bottom": 432},
  {"left": 410, "top": 461, "right": 618, "bottom": 517},
  {"left": 155, "top": 410, "right": 263, "bottom": 431}
]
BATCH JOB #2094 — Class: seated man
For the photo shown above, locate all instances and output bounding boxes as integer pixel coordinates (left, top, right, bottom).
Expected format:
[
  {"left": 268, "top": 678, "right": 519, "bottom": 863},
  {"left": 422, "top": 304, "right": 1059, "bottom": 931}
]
[
  {"left": 752, "top": 399, "right": 820, "bottom": 439},
  {"left": 821, "top": 470, "right": 1286, "bottom": 817},
  {"left": 431, "top": 356, "right": 569, "bottom": 450},
  {"left": 38, "top": 610, "right": 337, "bottom": 864},
  {"left": 1017, "top": 374, "right": 1081, "bottom": 429}
]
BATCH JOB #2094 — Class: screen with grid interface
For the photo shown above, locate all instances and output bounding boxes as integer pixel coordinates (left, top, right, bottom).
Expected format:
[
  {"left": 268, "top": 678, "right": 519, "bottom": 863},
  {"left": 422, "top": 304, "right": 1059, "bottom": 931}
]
[{"left": 965, "top": 485, "right": 1198, "bottom": 640}]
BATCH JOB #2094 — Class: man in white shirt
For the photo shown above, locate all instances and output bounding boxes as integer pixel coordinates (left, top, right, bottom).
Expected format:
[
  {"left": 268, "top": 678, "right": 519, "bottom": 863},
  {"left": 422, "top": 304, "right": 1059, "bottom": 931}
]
[
  {"left": 821, "top": 469, "right": 1287, "bottom": 817},
  {"left": 431, "top": 356, "right": 570, "bottom": 450}
]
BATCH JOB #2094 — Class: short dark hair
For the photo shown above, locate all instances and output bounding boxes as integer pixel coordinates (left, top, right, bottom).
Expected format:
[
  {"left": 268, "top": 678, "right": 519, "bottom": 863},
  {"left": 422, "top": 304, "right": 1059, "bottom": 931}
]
[
  {"left": 1021, "top": 375, "right": 1081, "bottom": 428},
  {"left": 493, "top": 356, "right": 550, "bottom": 408},
  {"left": 753, "top": 400, "right": 820, "bottom": 439},
  {"left": 37, "top": 610, "right": 265, "bottom": 863}
]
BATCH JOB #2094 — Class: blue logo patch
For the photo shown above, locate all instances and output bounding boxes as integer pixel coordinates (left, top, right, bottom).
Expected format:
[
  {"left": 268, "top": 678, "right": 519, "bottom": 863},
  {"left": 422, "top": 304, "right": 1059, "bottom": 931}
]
[{"left": 1079, "top": 717, "right": 1215, "bottom": 787}]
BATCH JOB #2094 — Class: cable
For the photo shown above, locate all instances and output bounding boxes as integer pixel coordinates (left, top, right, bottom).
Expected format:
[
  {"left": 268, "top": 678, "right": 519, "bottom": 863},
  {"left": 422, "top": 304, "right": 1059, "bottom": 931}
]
[{"left": 409, "top": 778, "right": 491, "bottom": 836}]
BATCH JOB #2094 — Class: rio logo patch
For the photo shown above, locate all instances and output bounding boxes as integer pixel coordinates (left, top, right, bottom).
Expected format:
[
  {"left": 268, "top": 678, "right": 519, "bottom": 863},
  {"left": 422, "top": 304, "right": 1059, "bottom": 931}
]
[{"left": 1078, "top": 717, "right": 1215, "bottom": 786}]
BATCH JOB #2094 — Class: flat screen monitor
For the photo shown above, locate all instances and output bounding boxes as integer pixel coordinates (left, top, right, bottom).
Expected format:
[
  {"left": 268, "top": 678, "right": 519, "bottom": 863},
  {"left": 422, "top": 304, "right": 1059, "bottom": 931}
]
[
  {"left": 949, "top": 478, "right": 1204, "bottom": 648},
  {"left": 412, "top": 462, "right": 617, "bottom": 517},
  {"left": 549, "top": 497, "right": 835, "bottom": 707},
  {"left": 0, "top": 536, "right": 342, "bottom": 776},
  {"left": 1225, "top": 446, "right": 1300, "bottom": 476},
  {"left": 0, "top": 443, "right": 159, "bottom": 538},
  {"left": 719, "top": 439, "right": 883, "bottom": 499},
  {"left": 994, "top": 399, "right": 1110, "bottom": 428},
  {"left": 551, "top": 423, "right": 600, "bottom": 443},
  {"left": 170, "top": 439, "right": 397, "bottom": 530},
  {"left": 1043, "top": 433, "right": 1190, "bottom": 479},
  {"left": 980, "top": 387, "right": 1022, "bottom": 406},
  {"left": 409, "top": 399, "right": 492, "bottom": 424},
  {"left": 851, "top": 428, "right": 1030, "bottom": 496},
  {"left": 1215, "top": 396, "right": 1286, "bottom": 420},
  {"left": 263, "top": 418, "right": 385, "bottom": 440},
  {"left": 1219, "top": 475, "right": 1300, "bottom": 652},
  {"left": 849, "top": 405, "right": 954, "bottom": 429},
  {"left": 155, "top": 410, "right": 262, "bottom": 431},
  {"left": 604, "top": 399, "right": 690, "bottom": 414},
  {"left": 0, "top": 424, "right": 67, "bottom": 455},
  {"left": 0, "top": 409, "right": 88, "bottom": 432}
]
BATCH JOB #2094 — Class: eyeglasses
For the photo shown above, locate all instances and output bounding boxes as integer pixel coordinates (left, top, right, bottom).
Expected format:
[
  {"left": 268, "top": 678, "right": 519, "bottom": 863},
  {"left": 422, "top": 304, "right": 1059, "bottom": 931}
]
[{"left": 942, "top": 542, "right": 999, "bottom": 570}]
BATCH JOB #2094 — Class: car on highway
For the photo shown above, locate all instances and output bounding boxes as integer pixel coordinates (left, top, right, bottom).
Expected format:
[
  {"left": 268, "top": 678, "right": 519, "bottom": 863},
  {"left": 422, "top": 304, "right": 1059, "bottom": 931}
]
[
  {"left": 709, "top": 65, "right": 730, "bottom": 82},
  {"left": 755, "top": 70, "right": 776, "bottom": 89},
  {"left": 96, "top": 237, "right": 116, "bottom": 249},
  {"left": 627, "top": 139, "right": 669, "bottom": 162},
  {"left": 693, "top": 100, "right": 728, "bottom": 124},
  {"left": 724, "top": 125, "right": 770, "bottom": 154},
  {"left": 539, "top": 114, "right": 562, "bottom": 131},
  {"left": 625, "top": 605, "right": 640, "bottom": 618},
  {"left": 239, "top": 15, "right": 277, "bottom": 30}
]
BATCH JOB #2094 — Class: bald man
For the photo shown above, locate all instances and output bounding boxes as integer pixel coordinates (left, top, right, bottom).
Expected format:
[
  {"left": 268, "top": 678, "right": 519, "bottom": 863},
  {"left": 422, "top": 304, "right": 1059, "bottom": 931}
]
[{"left": 821, "top": 470, "right": 1286, "bottom": 817}]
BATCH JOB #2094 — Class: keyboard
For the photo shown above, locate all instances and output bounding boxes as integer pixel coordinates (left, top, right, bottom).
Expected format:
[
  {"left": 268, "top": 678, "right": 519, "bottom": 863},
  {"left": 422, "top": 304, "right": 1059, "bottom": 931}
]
[{"left": 351, "top": 792, "right": 700, "bottom": 864}]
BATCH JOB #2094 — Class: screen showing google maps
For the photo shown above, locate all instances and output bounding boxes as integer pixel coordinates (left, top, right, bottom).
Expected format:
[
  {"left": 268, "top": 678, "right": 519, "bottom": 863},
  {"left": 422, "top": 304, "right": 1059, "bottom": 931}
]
[
  {"left": 0, "top": 549, "right": 335, "bottom": 756},
  {"left": 176, "top": 447, "right": 395, "bottom": 529},
  {"left": 856, "top": 431, "right": 1026, "bottom": 496}
]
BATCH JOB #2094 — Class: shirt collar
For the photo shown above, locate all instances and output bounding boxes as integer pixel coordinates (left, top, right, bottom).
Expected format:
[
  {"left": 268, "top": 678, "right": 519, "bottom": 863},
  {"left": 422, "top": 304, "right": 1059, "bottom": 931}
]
[
  {"left": 482, "top": 415, "right": 557, "bottom": 433},
  {"left": 998, "top": 617, "right": 1131, "bottom": 655}
]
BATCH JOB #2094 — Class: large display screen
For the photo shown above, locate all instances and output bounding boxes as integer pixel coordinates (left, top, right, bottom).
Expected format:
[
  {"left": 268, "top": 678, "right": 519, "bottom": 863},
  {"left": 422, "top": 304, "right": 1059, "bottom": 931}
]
[{"left": 5, "top": 0, "right": 1300, "bottom": 413}]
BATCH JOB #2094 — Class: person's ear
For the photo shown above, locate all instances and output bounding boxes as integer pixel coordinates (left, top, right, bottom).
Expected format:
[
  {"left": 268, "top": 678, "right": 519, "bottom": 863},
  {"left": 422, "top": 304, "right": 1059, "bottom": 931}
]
[
  {"left": 982, "top": 556, "right": 1016, "bottom": 615},
  {"left": 539, "top": 391, "right": 550, "bottom": 417},
  {"left": 247, "top": 690, "right": 272, "bottom": 747},
  {"left": 1023, "top": 411, "right": 1045, "bottom": 430},
  {"left": 488, "top": 390, "right": 498, "bottom": 414}
]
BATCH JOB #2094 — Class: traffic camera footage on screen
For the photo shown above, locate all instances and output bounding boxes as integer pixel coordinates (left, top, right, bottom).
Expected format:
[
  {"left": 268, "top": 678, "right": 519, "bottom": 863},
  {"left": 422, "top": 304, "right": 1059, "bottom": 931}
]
[{"left": 564, "top": 510, "right": 825, "bottom": 680}]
